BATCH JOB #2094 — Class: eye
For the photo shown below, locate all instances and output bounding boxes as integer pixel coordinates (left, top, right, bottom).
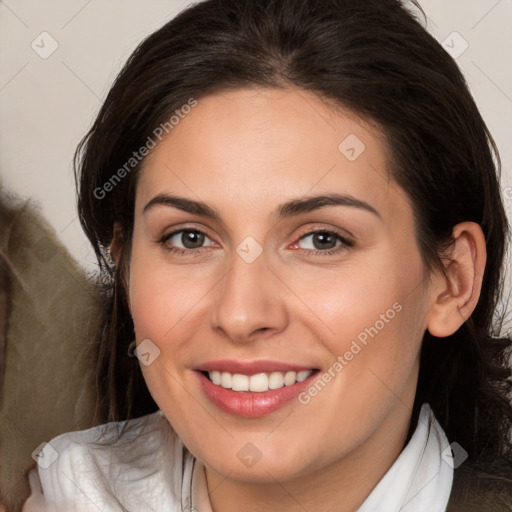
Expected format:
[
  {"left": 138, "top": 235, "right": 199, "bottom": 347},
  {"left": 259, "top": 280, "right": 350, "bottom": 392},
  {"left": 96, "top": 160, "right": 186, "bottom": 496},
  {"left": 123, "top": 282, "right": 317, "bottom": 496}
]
[
  {"left": 159, "top": 228, "right": 216, "bottom": 254},
  {"left": 294, "top": 229, "right": 353, "bottom": 255},
  {"left": 158, "top": 227, "right": 352, "bottom": 257}
]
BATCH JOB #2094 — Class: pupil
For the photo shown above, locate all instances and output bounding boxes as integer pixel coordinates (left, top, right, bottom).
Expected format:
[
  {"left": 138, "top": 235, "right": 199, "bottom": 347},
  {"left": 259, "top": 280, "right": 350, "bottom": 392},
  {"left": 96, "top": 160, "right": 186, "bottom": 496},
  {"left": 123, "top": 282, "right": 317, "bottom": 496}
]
[
  {"left": 183, "top": 231, "right": 204, "bottom": 249},
  {"left": 314, "top": 232, "right": 336, "bottom": 250}
]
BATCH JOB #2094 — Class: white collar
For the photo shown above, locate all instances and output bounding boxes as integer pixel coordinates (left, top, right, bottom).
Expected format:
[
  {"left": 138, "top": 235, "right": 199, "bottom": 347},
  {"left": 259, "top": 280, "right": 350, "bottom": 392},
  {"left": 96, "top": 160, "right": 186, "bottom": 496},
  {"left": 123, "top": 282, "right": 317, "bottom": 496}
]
[
  {"left": 187, "top": 403, "right": 453, "bottom": 512},
  {"left": 359, "top": 403, "right": 453, "bottom": 511}
]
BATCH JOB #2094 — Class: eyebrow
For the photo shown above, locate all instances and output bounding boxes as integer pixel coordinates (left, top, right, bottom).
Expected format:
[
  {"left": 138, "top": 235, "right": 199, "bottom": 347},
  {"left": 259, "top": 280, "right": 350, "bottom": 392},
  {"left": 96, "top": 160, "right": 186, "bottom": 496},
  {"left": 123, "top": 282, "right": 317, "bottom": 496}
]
[{"left": 143, "top": 192, "right": 381, "bottom": 220}]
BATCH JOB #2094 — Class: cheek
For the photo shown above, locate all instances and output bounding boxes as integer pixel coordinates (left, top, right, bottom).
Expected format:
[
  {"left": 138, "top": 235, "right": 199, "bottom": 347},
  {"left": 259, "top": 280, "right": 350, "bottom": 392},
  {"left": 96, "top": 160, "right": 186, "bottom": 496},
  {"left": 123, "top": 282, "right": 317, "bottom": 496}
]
[
  {"left": 288, "top": 248, "right": 429, "bottom": 385},
  {"left": 128, "top": 244, "right": 211, "bottom": 342},
  {"left": 296, "top": 250, "right": 424, "bottom": 326}
]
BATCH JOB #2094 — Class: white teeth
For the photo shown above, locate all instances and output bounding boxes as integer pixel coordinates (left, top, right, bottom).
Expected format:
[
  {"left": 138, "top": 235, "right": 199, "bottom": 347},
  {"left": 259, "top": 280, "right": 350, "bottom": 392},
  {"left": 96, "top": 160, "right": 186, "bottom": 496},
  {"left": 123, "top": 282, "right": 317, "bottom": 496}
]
[
  {"left": 249, "top": 373, "right": 269, "bottom": 392},
  {"left": 268, "top": 372, "right": 284, "bottom": 389},
  {"left": 296, "top": 370, "right": 310, "bottom": 382},
  {"left": 284, "top": 371, "right": 296, "bottom": 386},
  {"left": 207, "top": 370, "right": 313, "bottom": 392},
  {"left": 232, "top": 374, "right": 249, "bottom": 391},
  {"left": 220, "top": 372, "right": 232, "bottom": 388}
]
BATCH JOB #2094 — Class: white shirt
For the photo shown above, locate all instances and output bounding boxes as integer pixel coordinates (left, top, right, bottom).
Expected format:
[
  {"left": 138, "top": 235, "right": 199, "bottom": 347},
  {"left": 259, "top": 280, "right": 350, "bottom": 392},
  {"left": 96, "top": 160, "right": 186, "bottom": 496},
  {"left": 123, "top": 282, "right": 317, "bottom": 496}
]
[{"left": 23, "top": 403, "right": 453, "bottom": 512}]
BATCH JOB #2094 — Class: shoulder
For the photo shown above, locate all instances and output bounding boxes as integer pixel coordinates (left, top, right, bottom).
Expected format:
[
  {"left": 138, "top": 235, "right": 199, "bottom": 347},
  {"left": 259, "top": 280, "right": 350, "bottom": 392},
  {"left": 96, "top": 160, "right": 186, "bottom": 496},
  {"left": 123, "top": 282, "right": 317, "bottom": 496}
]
[
  {"left": 23, "top": 411, "right": 186, "bottom": 512},
  {"left": 446, "top": 457, "right": 512, "bottom": 512}
]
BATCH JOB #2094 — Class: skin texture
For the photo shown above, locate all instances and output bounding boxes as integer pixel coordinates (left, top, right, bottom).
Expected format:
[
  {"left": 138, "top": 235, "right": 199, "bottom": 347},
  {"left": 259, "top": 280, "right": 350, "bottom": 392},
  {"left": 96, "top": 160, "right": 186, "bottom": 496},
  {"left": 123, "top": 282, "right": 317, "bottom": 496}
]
[{"left": 114, "top": 87, "right": 486, "bottom": 512}]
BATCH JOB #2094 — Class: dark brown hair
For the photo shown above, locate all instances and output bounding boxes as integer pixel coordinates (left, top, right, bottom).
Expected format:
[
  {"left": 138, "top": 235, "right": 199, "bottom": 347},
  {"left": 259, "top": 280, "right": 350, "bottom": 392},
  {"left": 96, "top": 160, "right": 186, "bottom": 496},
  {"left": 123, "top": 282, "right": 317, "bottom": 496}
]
[{"left": 75, "top": 0, "right": 512, "bottom": 467}]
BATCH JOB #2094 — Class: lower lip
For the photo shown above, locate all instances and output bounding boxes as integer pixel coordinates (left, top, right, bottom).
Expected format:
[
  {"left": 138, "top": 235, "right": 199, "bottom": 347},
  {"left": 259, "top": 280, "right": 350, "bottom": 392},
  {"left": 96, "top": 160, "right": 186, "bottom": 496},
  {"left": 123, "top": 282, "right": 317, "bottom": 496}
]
[{"left": 196, "top": 371, "right": 318, "bottom": 418}]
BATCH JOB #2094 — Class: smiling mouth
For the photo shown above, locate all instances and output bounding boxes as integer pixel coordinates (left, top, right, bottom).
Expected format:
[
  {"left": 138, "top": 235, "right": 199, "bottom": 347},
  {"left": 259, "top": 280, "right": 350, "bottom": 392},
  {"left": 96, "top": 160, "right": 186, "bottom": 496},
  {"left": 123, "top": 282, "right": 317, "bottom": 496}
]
[
  {"left": 196, "top": 364, "right": 322, "bottom": 417},
  {"left": 201, "top": 369, "right": 320, "bottom": 392}
]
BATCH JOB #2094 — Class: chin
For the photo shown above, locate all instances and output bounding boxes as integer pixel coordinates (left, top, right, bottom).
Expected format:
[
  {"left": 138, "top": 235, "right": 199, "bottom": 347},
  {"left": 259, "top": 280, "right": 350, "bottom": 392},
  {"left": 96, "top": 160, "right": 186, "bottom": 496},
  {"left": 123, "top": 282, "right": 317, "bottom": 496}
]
[{"left": 195, "top": 435, "right": 325, "bottom": 484}]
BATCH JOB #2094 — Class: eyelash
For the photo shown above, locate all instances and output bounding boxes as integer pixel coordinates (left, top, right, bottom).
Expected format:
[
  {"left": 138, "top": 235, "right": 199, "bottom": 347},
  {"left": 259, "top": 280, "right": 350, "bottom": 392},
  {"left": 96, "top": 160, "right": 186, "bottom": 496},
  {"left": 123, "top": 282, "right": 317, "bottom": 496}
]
[{"left": 158, "top": 228, "right": 354, "bottom": 257}]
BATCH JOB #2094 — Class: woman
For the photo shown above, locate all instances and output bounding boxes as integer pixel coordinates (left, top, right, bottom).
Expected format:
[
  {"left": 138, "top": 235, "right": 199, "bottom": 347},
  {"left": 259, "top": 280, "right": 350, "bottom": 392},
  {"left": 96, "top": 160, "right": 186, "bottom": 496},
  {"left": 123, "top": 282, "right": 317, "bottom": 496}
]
[{"left": 23, "top": 0, "right": 512, "bottom": 510}]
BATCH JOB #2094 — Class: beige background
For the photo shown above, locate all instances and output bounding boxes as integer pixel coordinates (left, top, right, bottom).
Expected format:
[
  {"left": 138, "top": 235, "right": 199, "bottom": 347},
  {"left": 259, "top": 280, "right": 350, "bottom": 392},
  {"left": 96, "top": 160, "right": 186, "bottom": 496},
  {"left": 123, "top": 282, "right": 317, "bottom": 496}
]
[{"left": 1, "top": 0, "right": 512, "bottom": 302}]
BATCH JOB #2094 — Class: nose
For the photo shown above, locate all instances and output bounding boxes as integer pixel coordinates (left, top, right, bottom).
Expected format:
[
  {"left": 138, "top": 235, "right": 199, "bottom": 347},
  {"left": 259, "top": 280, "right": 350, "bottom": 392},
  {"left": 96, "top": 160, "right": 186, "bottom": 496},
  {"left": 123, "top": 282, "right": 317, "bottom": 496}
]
[{"left": 210, "top": 247, "right": 289, "bottom": 344}]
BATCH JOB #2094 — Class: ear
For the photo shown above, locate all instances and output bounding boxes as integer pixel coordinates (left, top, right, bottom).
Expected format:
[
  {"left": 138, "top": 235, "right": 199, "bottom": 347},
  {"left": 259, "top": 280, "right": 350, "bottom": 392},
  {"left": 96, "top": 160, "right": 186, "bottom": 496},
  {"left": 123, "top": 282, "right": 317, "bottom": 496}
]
[
  {"left": 109, "top": 222, "right": 123, "bottom": 266},
  {"left": 426, "top": 222, "right": 486, "bottom": 337},
  {"left": 109, "top": 222, "right": 132, "bottom": 311}
]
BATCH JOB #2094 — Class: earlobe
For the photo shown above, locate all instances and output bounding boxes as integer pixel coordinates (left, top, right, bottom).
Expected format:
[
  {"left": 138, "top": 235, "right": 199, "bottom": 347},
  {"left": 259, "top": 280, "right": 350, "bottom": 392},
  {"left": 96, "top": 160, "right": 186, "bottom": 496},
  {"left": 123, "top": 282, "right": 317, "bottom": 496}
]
[
  {"left": 109, "top": 222, "right": 132, "bottom": 310},
  {"left": 109, "top": 222, "right": 123, "bottom": 266},
  {"left": 426, "top": 222, "right": 486, "bottom": 338}
]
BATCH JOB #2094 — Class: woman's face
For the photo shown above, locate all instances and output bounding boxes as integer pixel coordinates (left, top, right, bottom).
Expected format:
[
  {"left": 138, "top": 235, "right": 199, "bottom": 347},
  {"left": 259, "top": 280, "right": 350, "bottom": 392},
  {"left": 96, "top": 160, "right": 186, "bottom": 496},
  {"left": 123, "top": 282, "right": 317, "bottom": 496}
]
[{"left": 128, "top": 87, "right": 437, "bottom": 482}]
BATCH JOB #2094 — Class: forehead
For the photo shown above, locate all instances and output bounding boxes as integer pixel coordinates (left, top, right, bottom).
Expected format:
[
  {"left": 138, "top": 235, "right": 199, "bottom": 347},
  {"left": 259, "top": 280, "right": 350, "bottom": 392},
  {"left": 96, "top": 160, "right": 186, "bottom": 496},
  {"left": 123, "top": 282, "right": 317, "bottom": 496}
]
[{"left": 135, "top": 87, "right": 410, "bottom": 224}]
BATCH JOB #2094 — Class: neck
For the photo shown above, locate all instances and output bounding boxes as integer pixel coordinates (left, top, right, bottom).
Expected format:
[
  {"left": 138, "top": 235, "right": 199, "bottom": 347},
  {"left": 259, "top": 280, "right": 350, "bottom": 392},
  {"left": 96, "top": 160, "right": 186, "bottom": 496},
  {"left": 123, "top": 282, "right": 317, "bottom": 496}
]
[{"left": 205, "top": 399, "right": 415, "bottom": 512}]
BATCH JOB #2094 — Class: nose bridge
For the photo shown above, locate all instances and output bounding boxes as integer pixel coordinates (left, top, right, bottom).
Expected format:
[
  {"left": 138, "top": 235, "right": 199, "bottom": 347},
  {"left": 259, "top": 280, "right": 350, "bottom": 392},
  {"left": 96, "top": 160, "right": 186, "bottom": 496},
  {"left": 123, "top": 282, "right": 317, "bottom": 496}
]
[{"left": 210, "top": 243, "right": 288, "bottom": 342}]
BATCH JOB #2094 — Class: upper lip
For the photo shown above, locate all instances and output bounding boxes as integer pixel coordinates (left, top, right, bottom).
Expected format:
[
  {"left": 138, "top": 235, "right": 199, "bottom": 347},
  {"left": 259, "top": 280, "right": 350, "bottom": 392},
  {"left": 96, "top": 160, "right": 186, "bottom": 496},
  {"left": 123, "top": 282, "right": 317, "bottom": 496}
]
[{"left": 194, "top": 359, "right": 318, "bottom": 375}]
